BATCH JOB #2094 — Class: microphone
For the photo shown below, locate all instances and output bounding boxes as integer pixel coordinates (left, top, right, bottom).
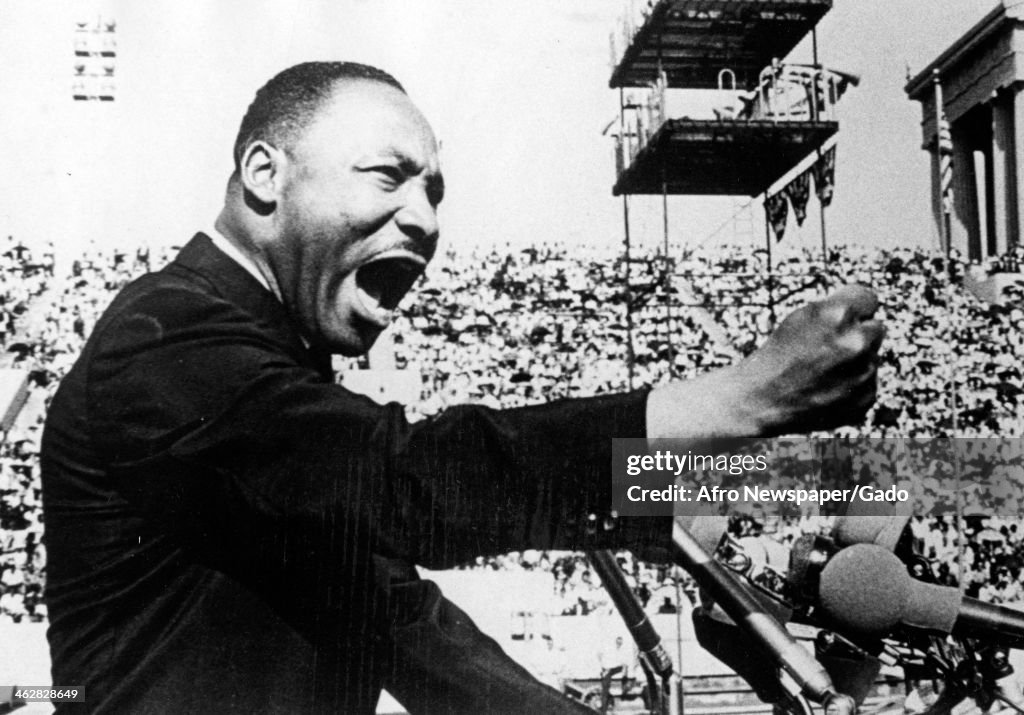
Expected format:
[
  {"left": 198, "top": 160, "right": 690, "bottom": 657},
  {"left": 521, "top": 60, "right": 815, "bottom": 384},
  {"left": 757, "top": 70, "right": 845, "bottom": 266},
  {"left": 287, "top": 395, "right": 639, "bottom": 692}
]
[
  {"left": 818, "top": 544, "right": 1024, "bottom": 647},
  {"left": 831, "top": 515, "right": 909, "bottom": 551},
  {"left": 673, "top": 522, "right": 837, "bottom": 701},
  {"left": 831, "top": 501, "right": 911, "bottom": 552},
  {"left": 588, "top": 550, "right": 674, "bottom": 677}
]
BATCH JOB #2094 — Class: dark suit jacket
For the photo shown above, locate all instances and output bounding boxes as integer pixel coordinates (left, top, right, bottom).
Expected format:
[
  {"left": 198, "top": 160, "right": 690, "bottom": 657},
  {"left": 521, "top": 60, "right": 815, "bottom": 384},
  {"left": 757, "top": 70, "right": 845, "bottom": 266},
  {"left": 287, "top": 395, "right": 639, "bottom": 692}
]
[{"left": 41, "top": 234, "right": 655, "bottom": 713}]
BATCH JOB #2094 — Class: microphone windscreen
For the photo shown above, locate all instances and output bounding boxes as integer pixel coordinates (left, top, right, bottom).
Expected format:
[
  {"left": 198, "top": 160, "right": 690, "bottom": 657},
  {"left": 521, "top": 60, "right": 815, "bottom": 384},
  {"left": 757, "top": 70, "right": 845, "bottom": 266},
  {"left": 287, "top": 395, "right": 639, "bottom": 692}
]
[
  {"left": 901, "top": 580, "right": 960, "bottom": 634},
  {"left": 832, "top": 512, "right": 910, "bottom": 551},
  {"left": 818, "top": 544, "right": 908, "bottom": 635}
]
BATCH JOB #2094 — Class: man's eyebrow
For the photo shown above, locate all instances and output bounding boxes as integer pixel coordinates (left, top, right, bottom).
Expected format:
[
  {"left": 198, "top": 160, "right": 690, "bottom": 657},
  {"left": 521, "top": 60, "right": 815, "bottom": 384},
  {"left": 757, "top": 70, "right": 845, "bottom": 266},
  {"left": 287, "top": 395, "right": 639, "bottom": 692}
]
[
  {"left": 368, "top": 149, "right": 444, "bottom": 203},
  {"left": 379, "top": 150, "right": 438, "bottom": 178}
]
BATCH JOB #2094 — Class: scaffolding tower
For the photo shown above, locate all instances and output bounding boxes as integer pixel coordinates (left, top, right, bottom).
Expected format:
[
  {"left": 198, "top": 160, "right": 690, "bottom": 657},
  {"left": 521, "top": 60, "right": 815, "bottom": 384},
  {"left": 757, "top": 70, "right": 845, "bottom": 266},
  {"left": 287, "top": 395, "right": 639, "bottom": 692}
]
[{"left": 608, "top": 0, "right": 844, "bottom": 386}]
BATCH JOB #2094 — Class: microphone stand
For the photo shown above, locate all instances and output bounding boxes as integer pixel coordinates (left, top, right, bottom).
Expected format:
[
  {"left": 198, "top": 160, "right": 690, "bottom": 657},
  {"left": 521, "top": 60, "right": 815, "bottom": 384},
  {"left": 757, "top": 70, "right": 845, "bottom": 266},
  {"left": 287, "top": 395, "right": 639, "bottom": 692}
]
[
  {"left": 588, "top": 523, "right": 861, "bottom": 715},
  {"left": 983, "top": 648, "right": 1024, "bottom": 714},
  {"left": 588, "top": 549, "right": 684, "bottom": 715},
  {"left": 671, "top": 522, "right": 857, "bottom": 715}
]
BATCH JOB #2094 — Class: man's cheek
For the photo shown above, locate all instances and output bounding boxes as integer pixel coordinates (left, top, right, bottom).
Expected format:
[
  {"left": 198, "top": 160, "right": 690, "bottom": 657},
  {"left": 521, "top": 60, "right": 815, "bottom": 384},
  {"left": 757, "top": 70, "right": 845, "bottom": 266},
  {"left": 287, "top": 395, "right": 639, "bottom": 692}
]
[{"left": 329, "top": 308, "right": 382, "bottom": 357}]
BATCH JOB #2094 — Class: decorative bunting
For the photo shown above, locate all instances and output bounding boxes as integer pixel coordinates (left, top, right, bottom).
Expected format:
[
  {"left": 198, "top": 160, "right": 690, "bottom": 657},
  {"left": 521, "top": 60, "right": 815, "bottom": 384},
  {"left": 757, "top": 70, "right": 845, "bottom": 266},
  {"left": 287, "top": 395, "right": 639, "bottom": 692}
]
[
  {"left": 765, "top": 193, "right": 789, "bottom": 243},
  {"left": 784, "top": 169, "right": 812, "bottom": 226},
  {"left": 812, "top": 145, "right": 837, "bottom": 207}
]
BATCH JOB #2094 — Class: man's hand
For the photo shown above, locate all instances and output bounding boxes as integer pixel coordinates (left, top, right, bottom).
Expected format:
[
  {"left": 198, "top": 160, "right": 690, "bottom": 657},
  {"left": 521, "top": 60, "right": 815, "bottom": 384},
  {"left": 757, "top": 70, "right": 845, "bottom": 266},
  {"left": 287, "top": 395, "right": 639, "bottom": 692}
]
[
  {"left": 647, "top": 284, "right": 883, "bottom": 439},
  {"left": 739, "top": 284, "right": 883, "bottom": 434}
]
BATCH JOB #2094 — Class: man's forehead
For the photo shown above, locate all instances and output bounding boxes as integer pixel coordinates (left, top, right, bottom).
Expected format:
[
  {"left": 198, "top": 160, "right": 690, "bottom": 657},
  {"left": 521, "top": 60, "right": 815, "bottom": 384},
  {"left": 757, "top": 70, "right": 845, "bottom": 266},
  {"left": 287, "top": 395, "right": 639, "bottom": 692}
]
[{"left": 315, "top": 80, "right": 439, "bottom": 156}]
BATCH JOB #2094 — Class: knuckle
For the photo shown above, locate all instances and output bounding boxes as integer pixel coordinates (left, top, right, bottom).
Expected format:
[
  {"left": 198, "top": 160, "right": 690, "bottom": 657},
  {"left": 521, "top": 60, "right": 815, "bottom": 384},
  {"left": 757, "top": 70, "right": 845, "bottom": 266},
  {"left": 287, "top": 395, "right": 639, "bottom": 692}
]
[
  {"left": 846, "top": 332, "right": 870, "bottom": 357},
  {"left": 834, "top": 304, "right": 855, "bottom": 327},
  {"left": 865, "top": 322, "right": 885, "bottom": 350},
  {"left": 812, "top": 300, "right": 844, "bottom": 328}
]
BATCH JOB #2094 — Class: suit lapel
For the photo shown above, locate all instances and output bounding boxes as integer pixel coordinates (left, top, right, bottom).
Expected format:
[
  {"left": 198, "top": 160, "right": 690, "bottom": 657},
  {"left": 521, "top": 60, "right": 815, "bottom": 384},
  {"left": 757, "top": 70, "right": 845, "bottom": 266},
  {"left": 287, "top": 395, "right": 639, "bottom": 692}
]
[{"left": 169, "top": 233, "right": 334, "bottom": 380}]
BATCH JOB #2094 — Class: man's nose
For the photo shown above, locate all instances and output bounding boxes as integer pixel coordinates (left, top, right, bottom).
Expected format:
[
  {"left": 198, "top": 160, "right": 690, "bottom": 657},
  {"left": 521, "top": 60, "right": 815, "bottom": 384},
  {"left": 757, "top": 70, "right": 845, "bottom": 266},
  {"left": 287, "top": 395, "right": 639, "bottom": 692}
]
[{"left": 395, "top": 186, "right": 439, "bottom": 247}]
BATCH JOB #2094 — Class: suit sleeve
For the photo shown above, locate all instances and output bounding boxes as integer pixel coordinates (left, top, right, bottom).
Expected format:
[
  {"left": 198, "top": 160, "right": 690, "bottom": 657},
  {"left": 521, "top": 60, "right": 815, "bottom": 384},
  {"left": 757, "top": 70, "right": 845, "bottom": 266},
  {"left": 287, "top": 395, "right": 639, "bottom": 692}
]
[{"left": 86, "top": 285, "right": 661, "bottom": 579}]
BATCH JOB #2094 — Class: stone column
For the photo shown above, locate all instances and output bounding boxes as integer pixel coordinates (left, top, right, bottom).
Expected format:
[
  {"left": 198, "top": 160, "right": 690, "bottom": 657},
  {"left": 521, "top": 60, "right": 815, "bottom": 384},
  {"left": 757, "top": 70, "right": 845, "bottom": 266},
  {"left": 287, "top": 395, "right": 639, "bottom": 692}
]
[
  {"left": 951, "top": 120, "right": 979, "bottom": 259},
  {"left": 1012, "top": 85, "right": 1024, "bottom": 249},
  {"left": 993, "top": 93, "right": 1013, "bottom": 255}
]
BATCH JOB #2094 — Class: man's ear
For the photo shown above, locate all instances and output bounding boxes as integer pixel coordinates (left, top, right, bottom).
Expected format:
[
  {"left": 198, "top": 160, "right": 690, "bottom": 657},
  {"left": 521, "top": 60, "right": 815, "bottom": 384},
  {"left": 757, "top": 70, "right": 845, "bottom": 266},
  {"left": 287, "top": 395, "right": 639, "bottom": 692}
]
[{"left": 238, "top": 140, "right": 285, "bottom": 207}]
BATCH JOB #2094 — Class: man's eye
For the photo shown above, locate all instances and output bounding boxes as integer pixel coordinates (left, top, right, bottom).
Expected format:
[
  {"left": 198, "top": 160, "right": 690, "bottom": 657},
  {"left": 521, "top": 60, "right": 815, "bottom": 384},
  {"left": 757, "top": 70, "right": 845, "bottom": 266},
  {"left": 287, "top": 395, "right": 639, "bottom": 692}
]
[{"left": 370, "top": 166, "right": 404, "bottom": 186}]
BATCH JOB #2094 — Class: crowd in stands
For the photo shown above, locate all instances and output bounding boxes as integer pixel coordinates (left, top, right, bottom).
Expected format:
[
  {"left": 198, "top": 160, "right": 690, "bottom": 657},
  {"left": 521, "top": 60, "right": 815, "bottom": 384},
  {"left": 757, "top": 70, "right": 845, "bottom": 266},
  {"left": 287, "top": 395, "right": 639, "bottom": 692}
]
[
  {"left": 381, "top": 242, "right": 735, "bottom": 421},
  {"left": 684, "top": 243, "right": 1024, "bottom": 437},
  {"left": 0, "top": 242, "right": 172, "bottom": 623},
  {"left": 0, "top": 237, "right": 56, "bottom": 623},
  {"left": 986, "top": 245, "right": 1024, "bottom": 275},
  {"left": 457, "top": 549, "right": 698, "bottom": 618},
  {"left": 2, "top": 238, "right": 1024, "bottom": 626}
]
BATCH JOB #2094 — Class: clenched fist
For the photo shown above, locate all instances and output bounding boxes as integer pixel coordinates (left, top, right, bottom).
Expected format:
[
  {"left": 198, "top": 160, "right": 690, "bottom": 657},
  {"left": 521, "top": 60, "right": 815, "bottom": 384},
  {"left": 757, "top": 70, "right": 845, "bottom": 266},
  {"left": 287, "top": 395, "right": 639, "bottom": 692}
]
[
  {"left": 741, "top": 284, "right": 883, "bottom": 433},
  {"left": 647, "top": 285, "right": 884, "bottom": 439}
]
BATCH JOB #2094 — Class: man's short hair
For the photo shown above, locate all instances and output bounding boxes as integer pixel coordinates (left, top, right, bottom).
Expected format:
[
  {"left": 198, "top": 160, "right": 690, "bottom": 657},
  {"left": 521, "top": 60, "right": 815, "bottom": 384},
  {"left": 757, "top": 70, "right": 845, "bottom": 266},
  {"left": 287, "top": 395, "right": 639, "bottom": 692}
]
[{"left": 232, "top": 61, "right": 405, "bottom": 171}]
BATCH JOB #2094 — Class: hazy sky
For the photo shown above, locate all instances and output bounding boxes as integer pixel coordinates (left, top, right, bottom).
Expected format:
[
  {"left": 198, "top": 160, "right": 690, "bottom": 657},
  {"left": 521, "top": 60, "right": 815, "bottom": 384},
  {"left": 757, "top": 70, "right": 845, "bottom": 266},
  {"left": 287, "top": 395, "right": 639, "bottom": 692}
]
[{"left": 0, "top": 0, "right": 1002, "bottom": 258}]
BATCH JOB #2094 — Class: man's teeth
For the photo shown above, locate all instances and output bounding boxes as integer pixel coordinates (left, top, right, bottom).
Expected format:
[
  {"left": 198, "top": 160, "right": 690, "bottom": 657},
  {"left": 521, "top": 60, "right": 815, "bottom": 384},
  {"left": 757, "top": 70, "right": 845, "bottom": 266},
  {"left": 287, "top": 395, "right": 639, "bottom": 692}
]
[{"left": 355, "top": 283, "right": 394, "bottom": 325}]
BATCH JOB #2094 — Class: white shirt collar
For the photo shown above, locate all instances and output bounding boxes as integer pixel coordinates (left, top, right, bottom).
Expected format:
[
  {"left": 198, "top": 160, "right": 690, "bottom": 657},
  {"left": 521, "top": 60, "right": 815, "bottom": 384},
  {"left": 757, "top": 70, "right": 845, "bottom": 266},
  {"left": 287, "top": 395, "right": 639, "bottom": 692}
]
[
  {"left": 205, "top": 226, "right": 312, "bottom": 350},
  {"left": 206, "top": 226, "right": 272, "bottom": 294}
]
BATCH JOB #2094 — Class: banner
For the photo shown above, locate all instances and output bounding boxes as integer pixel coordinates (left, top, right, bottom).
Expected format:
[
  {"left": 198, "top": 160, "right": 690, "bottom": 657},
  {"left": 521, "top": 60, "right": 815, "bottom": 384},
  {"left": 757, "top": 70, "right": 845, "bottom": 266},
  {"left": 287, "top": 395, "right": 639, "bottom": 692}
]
[
  {"left": 784, "top": 169, "right": 812, "bottom": 226},
  {"left": 765, "top": 192, "right": 789, "bottom": 243},
  {"left": 813, "top": 145, "right": 836, "bottom": 207}
]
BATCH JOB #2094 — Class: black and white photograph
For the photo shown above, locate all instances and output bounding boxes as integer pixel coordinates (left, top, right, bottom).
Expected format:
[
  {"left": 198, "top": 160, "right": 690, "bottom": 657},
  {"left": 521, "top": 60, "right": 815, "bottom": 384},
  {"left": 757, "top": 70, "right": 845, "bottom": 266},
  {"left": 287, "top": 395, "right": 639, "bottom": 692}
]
[{"left": 3, "top": 0, "right": 1024, "bottom": 713}]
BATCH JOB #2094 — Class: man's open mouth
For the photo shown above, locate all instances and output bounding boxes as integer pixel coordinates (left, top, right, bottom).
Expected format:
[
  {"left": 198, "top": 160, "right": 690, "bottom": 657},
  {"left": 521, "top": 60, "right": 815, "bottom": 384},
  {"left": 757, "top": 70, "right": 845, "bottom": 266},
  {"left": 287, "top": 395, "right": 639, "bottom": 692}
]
[{"left": 353, "top": 251, "right": 425, "bottom": 327}]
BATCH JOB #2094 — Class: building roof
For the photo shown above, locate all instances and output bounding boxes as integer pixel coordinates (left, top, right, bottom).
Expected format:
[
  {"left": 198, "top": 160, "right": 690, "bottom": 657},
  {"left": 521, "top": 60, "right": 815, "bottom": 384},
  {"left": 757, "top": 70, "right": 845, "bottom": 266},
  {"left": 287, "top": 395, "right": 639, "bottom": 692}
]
[{"left": 905, "top": 1, "right": 1023, "bottom": 100}]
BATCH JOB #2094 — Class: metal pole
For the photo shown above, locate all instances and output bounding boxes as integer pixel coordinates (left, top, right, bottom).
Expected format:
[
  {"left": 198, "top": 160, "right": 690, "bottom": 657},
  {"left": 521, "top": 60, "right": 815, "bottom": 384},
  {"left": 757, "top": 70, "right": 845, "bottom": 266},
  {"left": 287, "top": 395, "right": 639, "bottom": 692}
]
[
  {"left": 933, "top": 69, "right": 951, "bottom": 257},
  {"left": 811, "top": 28, "right": 819, "bottom": 123},
  {"left": 819, "top": 188, "right": 829, "bottom": 270},
  {"left": 620, "top": 86, "right": 636, "bottom": 391},
  {"left": 662, "top": 169, "right": 677, "bottom": 377},
  {"left": 765, "top": 202, "right": 776, "bottom": 328},
  {"left": 949, "top": 309, "right": 964, "bottom": 592},
  {"left": 812, "top": 28, "right": 828, "bottom": 269},
  {"left": 655, "top": 39, "right": 677, "bottom": 379},
  {"left": 589, "top": 550, "right": 684, "bottom": 715},
  {"left": 947, "top": 348, "right": 965, "bottom": 591},
  {"left": 933, "top": 69, "right": 963, "bottom": 587},
  {"left": 674, "top": 576, "right": 685, "bottom": 700}
]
